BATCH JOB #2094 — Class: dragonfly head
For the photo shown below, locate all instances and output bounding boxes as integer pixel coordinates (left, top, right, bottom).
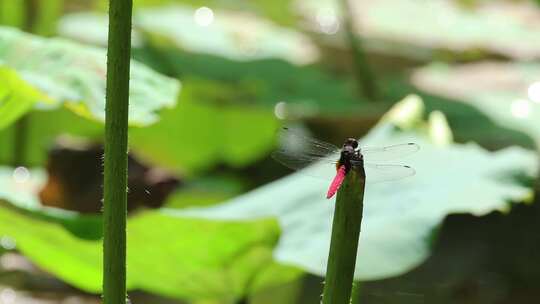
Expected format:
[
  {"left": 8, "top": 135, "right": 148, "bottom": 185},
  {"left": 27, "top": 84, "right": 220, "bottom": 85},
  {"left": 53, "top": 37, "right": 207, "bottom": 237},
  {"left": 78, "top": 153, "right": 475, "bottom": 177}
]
[
  {"left": 341, "top": 138, "right": 362, "bottom": 169},
  {"left": 341, "top": 139, "right": 358, "bottom": 157},
  {"left": 343, "top": 138, "right": 358, "bottom": 149}
]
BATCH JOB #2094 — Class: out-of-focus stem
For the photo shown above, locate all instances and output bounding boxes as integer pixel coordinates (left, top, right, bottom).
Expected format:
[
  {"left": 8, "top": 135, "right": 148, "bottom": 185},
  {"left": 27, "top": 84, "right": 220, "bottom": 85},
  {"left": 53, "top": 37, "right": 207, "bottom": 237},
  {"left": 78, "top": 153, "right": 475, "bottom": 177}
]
[
  {"left": 340, "top": 0, "right": 378, "bottom": 102},
  {"left": 0, "top": 0, "right": 25, "bottom": 27},
  {"left": 32, "top": 0, "right": 64, "bottom": 36},
  {"left": 12, "top": 116, "right": 28, "bottom": 166},
  {"left": 10, "top": 0, "right": 37, "bottom": 167}
]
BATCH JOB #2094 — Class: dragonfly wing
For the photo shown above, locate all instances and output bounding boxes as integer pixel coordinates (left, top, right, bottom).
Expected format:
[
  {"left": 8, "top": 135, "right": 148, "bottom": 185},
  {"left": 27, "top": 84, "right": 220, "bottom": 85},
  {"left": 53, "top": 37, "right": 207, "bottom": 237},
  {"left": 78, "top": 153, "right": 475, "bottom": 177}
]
[
  {"left": 271, "top": 149, "right": 335, "bottom": 170},
  {"left": 271, "top": 149, "right": 338, "bottom": 178},
  {"left": 272, "top": 127, "right": 341, "bottom": 179},
  {"left": 363, "top": 163, "right": 416, "bottom": 183},
  {"left": 277, "top": 127, "right": 340, "bottom": 157},
  {"left": 361, "top": 143, "right": 419, "bottom": 162}
]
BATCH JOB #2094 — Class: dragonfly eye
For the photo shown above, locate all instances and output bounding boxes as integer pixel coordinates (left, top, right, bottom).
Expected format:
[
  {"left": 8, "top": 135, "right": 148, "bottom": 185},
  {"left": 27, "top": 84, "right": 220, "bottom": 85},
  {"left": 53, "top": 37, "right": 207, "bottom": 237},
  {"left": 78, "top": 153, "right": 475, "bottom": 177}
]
[
  {"left": 342, "top": 146, "right": 355, "bottom": 155},
  {"left": 344, "top": 138, "right": 358, "bottom": 149}
]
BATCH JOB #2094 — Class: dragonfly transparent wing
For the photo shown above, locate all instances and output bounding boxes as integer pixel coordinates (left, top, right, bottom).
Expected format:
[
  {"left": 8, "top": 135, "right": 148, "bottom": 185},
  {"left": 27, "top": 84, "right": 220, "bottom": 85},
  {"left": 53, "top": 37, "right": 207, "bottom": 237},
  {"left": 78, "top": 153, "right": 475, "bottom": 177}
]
[
  {"left": 271, "top": 150, "right": 337, "bottom": 171},
  {"left": 272, "top": 128, "right": 418, "bottom": 182},
  {"left": 276, "top": 127, "right": 340, "bottom": 157},
  {"left": 272, "top": 127, "right": 340, "bottom": 178},
  {"left": 363, "top": 163, "right": 416, "bottom": 183},
  {"left": 361, "top": 143, "right": 419, "bottom": 162}
]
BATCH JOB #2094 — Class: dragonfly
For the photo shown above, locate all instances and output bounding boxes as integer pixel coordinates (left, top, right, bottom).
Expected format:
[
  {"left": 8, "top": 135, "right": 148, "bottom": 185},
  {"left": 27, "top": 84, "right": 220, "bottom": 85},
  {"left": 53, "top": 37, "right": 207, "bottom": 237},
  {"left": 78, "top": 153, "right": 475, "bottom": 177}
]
[{"left": 271, "top": 127, "right": 419, "bottom": 199}]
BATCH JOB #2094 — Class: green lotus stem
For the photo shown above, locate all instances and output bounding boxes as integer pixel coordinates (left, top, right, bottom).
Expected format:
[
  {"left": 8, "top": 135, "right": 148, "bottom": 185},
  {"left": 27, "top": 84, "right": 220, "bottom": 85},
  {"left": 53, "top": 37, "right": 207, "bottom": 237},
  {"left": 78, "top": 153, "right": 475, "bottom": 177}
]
[
  {"left": 340, "top": 0, "right": 378, "bottom": 102},
  {"left": 24, "top": 0, "right": 37, "bottom": 30},
  {"left": 322, "top": 166, "right": 366, "bottom": 304},
  {"left": 0, "top": 0, "right": 25, "bottom": 27},
  {"left": 32, "top": 0, "right": 64, "bottom": 36},
  {"left": 9, "top": 0, "right": 35, "bottom": 167},
  {"left": 102, "top": 0, "right": 133, "bottom": 303},
  {"left": 534, "top": 157, "right": 540, "bottom": 205},
  {"left": 12, "top": 116, "right": 28, "bottom": 166},
  {"left": 350, "top": 281, "right": 362, "bottom": 304}
]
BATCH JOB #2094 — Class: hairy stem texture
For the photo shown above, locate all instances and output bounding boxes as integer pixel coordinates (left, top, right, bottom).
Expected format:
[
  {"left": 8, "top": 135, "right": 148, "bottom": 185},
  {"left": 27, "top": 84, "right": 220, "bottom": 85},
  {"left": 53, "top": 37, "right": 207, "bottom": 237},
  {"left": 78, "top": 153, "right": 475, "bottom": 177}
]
[{"left": 102, "top": 0, "right": 133, "bottom": 303}]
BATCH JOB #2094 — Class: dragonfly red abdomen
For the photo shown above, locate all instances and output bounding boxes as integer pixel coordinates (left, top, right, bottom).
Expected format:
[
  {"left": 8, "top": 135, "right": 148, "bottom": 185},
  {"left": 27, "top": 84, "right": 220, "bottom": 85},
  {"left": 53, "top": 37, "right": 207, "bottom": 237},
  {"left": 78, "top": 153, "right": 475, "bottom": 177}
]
[{"left": 326, "top": 165, "right": 347, "bottom": 199}]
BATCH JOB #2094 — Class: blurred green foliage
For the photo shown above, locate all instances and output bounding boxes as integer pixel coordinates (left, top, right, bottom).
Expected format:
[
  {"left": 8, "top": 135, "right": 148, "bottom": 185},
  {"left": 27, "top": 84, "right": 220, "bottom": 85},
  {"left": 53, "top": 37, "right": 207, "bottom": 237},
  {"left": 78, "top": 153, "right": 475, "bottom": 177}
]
[
  {"left": 99, "top": 0, "right": 297, "bottom": 26},
  {"left": 0, "top": 26, "right": 180, "bottom": 125},
  {"left": 414, "top": 62, "right": 540, "bottom": 142},
  {"left": 0, "top": 0, "right": 539, "bottom": 303},
  {"left": 0, "top": 67, "right": 45, "bottom": 130},
  {"left": 130, "top": 82, "right": 280, "bottom": 174},
  {"left": 182, "top": 97, "right": 537, "bottom": 282},
  {"left": 0, "top": 197, "right": 300, "bottom": 301}
]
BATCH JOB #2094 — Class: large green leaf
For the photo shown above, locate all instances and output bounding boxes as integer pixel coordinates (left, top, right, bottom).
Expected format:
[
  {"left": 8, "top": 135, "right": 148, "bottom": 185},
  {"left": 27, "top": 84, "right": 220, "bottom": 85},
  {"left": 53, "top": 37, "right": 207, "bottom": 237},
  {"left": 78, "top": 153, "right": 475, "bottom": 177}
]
[
  {"left": 135, "top": 6, "right": 318, "bottom": 64},
  {"left": 57, "top": 10, "right": 377, "bottom": 116},
  {"left": 0, "top": 67, "right": 49, "bottom": 129},
  {"left": 0, "top": 167, "right": 102, "bottom": 239},
  {"left": 138, "top": 53, "right": 368, "bottom": 112},
  {"left": 297, "top": 0, "right": 540, "bottom": 60},
  {"left": 59, "top": 6, "right": 318, "bottom": 65},
  {"left": 0, "top": 167, "right": 46, "bottom": 209},
  {"left": 97, "top": 0, "right": 297, "bottom": 26},
  {"left": 130, "top": 82, "right": 280, "bottom": 174},
  {"left": 0, "top": 86, "right": 278, "bottom": 172},
  {"left": 164, "top": 175, "right": 246, "bottom": 209},
  {"left": 0, "top": 107, "right": 103, "bottom": 166},
  {"left": 0, "top": 26, "right": 180, "bottom": 125},
  {"left": 93, "top": 0, "right": 540, "bottom": 143},
  {"left": 412, "top": 61, "right": 540, "bottom": 143},
  {"left": 177, "top": 96, "right": 538, "bottom": 281},
  {"left": 0, "top": 166, "right": 301, "bottom": 300}
]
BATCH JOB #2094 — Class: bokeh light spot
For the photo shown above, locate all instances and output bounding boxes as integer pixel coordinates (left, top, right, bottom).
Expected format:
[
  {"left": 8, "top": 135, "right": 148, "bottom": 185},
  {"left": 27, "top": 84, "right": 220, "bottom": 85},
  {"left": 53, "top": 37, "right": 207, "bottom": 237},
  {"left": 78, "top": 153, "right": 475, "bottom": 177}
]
[
  {"left": 316, "top": 9, "right": 340, "bottom": 35},
  {"left": 0, "top": 288, "right": 16, "bottom": 304},
  {"left": 194, "top": 7, "right": 214, "bottom": 27},
  {"left": 274, "top": 101, "right": 287, "bottom": 119},
  {"left": 12, "top": 166, "right": 30, "bottom": 184},
  {"left": 527, "top": 81, "right": 540, "bottom": 103},
  {"left": 0, "top": 236, "right": 16, "bottom": 250}
]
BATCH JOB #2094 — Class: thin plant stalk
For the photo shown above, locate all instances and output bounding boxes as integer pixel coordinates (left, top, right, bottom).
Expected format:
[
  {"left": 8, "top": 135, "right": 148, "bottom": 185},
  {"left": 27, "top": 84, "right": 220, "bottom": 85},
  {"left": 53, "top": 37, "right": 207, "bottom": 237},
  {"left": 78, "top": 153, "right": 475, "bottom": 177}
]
[
  {"left": 340, "top": 0, "right": 378, "bottom": 102},
  {"left": 9, "top": 0, "right": 63, "bottom": 167},
  {"left": 0, "top": 0, "right": 25, "bottom": 28},
  {"left": 24, "top": 0, "right": 37, "bottom": 31},
  {"left": 32, "top": 0, "right": 64, "bottom": 36},
  {"left": 10, "top": 0, "right": 36, "bottom": 167},
  {"left": 102, "top": 0, "right": 133, "bottom": 303},
  {"left": 322, "top": 167, "right": 366, "bottom": 304},
  {"left": 534, "top": 145, "right": 540, "bottom": 201},
  {"left": 12, "top": 116, "right": 28, "bottom": 166}
]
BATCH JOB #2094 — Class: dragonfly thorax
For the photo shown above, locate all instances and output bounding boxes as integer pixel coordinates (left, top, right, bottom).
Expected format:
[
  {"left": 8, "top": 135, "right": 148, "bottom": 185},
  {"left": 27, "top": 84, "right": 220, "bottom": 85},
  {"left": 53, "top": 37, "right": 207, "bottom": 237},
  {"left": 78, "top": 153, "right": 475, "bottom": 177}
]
[{"left": 339, "top": 138, "right": 362, "bottom": 173}]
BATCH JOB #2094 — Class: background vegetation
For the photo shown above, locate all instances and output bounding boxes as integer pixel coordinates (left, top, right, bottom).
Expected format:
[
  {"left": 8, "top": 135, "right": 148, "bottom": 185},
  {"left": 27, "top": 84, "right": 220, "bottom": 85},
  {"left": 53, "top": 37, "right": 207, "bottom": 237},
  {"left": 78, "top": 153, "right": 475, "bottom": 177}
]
[{"left": 0, "top": 0, "right": 540, "bottom": 303}]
